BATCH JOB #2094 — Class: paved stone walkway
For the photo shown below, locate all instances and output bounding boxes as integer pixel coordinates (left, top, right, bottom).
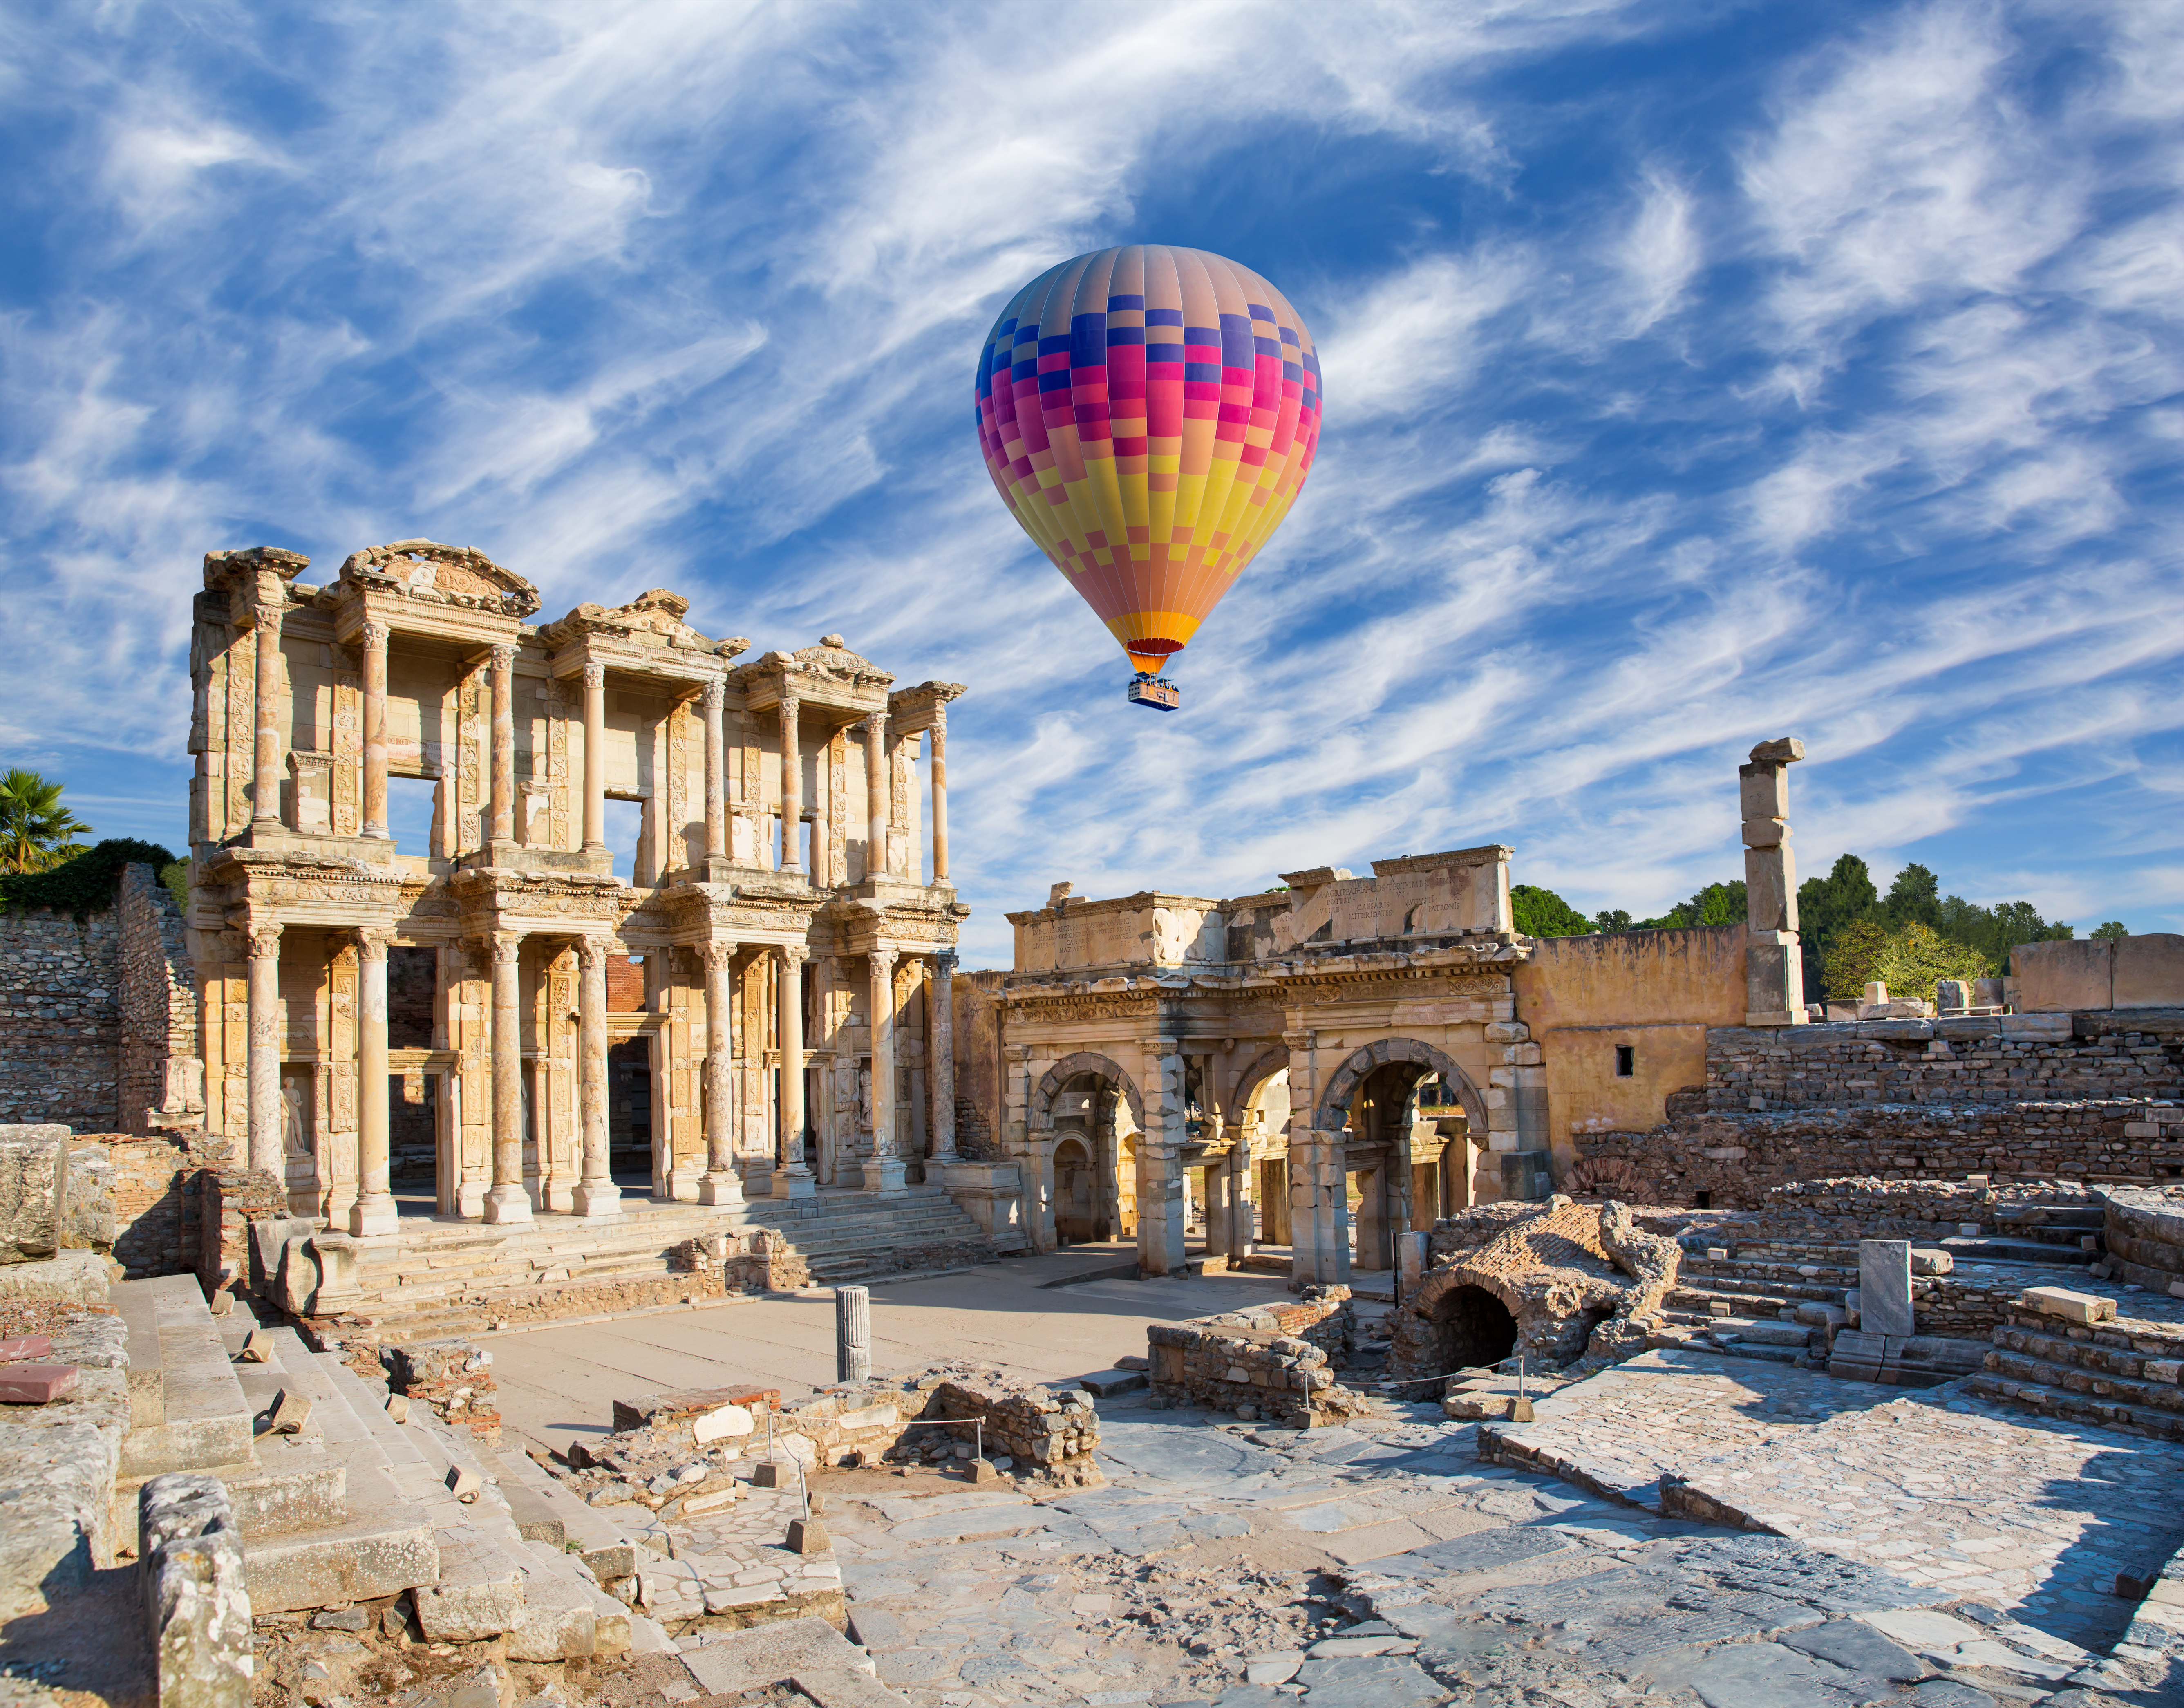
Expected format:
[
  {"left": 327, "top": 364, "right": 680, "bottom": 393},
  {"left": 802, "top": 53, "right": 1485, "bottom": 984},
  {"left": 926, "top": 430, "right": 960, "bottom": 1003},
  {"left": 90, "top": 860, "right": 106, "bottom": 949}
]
[
  {"left": 1484, "top": 1346, "right": 2184, "bottom": 1653},
  {"left": 671, "top": 1381, "right": 2173, "bottom": 1708}
]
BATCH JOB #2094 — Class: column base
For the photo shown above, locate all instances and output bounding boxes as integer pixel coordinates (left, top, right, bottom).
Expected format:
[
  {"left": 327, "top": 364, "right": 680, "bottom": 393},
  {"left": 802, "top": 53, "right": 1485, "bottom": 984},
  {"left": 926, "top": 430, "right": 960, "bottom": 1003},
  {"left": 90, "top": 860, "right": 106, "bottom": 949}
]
[
  {"left": 573, "top": 1179, "right": 623, "bottom": 1219},
  {"left": 770, "top": 1168, "right": 817, "bottom": 1199},
  {"left": 861, "top": 1158, "right": 909, "bottom": 1195},
  {"left": 360, "top": 825, "right": 392, "bottom": 841},
  {"left": 483, "top": 1184, "right": 534, "bottom": 1224},
  {"left": 698, "top": 1168, "right": 747, "bottom": 1208},
  {"left": 348, "top": 1193, "right": 400, "bottom": 1237}
]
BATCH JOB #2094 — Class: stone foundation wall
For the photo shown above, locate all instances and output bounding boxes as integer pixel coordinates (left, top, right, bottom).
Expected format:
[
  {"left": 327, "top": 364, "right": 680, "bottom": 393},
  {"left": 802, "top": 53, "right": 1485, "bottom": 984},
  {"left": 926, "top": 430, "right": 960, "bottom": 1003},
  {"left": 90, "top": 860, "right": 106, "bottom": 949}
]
[
  {"left": 76, "top": 1131, "right": 230, "bottom": 1278},
  {"left": 196, "top": 1167, "right": 288, "bottom": 1295},
  {"left": 0, "top": 910, "right": 120, "bottom": 1129},
  {"left": 1578, "top": 1101, "right": 2184, "bottom": 1208},
  {"left": 1701, "top": 1014, "right": 2184, "bottom": 1113},
  {"left": 1145, "top": 1293, "right": 1365, "bottom": 1427}
]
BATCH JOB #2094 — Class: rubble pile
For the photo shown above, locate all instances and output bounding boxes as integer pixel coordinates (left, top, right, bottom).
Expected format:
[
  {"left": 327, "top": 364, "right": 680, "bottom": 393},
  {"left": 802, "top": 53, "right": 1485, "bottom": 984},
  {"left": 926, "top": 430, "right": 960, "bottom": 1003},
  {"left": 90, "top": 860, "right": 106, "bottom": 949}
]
[
  {"left": 380, "top": 1339, "right": 503, "bottom": 1445},
  {"left": 1390, "top": 1196, "right": 1683, "bottom": 1378}
]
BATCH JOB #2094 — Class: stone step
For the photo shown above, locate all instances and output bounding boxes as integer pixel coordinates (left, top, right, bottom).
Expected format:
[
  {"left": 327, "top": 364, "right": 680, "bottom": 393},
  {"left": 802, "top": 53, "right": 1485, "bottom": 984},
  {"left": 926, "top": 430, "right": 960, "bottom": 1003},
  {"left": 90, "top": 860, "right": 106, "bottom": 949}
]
[
  {"left": 112, "top": 1275, "right": 257, "bottom": 1478},
  {"left": 1941, "top": 1235, "right": 2101, "bottom": 1266},
  {"left": 226, "top": 1323, "right": 442, "bottom": 1613},
  {"left": 1984, "top": 1343, "right": 2184, "bottom": 1418},
  {"left": 1967, "top": 1372, "right": 2184, "bottom": 1444}
]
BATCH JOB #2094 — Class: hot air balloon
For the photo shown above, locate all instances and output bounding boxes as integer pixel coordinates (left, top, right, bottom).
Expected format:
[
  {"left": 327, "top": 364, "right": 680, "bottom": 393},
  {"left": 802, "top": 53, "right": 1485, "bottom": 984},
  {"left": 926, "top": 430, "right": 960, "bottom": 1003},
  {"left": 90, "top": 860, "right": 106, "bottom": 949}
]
[{"left": 975, "top": 245, "right": 1322, "bottom": 712}]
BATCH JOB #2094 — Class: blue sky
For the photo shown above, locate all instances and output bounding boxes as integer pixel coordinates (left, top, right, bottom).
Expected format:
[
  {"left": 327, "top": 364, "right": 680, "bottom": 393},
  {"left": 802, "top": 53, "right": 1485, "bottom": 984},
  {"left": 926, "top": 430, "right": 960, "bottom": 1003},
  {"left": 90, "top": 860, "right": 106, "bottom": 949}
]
[{"left": 2, "top": 0, "right": 2179, "bottom": 965}]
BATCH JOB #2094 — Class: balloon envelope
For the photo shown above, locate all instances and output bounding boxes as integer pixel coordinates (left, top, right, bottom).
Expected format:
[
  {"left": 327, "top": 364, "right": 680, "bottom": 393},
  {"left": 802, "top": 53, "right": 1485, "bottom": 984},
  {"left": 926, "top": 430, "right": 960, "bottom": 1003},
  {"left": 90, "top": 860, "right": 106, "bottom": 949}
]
[{"left": 975, "top": 245, "right": 1322, "bottom": 677}]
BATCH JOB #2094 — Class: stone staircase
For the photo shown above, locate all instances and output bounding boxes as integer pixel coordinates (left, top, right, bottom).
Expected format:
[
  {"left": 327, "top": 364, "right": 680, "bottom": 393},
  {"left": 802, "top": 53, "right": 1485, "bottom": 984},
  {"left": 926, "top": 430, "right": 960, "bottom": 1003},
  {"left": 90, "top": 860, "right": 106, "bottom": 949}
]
[
  {"left": 111, "top": 1273, "right": 661, "bottom": 1657},
  {"left": 329, "top": 1186, "right": 994, "bottom": 1343},
  {"left": 1649, "top": 1215, "right": 2110, "bottom": 1377},
  {"left": 1971, "top": 1297, "right": 2184, "bottom": 1445}
]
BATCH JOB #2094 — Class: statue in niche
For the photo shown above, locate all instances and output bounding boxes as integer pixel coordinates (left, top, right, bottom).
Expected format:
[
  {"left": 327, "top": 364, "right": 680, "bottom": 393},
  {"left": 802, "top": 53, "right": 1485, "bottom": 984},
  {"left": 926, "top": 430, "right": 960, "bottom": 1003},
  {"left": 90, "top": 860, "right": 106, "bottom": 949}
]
[{"left": 280, "top": 1077, "right": 309, "bottom": 1157}]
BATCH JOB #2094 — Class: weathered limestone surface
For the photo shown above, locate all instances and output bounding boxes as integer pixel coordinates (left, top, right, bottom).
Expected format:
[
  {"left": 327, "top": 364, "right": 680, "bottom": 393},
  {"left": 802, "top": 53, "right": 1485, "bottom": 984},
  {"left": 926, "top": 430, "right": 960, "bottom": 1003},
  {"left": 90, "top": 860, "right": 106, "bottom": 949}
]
[
  {"left": 0, "top": 1124, "right": 72, "bottom": 1263},
  {"left": 0, "top": 1307, "right": 129, "bottom": 1619},
  {"left": 139, "top": 1472, "right": 253, "bottom": 1708},
  {"left": 1145, "top": 1292, "right": 1366, "bottom": 1426}
]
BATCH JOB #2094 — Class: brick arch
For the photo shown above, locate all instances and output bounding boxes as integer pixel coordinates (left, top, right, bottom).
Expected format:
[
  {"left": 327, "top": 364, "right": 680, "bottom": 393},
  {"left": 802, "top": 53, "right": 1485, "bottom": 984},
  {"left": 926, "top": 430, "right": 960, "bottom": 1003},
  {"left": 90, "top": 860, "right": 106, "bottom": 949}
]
[
  {"left": 1313, "top": 1036, "right": 1486, "bottom": 1136},
  {"left": 1032, "top": 1051, "right": 1145, "bottom": 1130}
]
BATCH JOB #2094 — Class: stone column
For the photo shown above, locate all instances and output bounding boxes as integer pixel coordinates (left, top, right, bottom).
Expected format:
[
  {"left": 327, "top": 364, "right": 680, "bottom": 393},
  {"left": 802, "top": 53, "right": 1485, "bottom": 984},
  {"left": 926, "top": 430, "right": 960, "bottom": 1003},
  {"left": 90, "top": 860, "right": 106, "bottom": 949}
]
[
  {"left": 929, "top": 705, "right": 949, "bottom": 882},
  {"left": 702, "top": 679, "right": 727, "bottom": 867},
  {"left": 246, "top": 924, "right": 284, "bottom": 1176},
  {"left": 351, "top": 929, "right": 398, "bottom": 1234},
  {"left": 1137, "top": 1039, "right": 1188, "bottom": 1275},
  {"left": 864, "top": 947, "right": 905, "bottom": 1193},
  {"left": 360, "top": 621, "right": 391, "bottom": 841},
  {"left": 862, "top": 712, "right": 887, "bottom": 881},
  {"left": 770, "top": 945, "right": 815, "bottom": 1196},
  {"left": 1228, "top": 1139, "right": 1255, "bottom": 1257},
  {"left": 929, "top": 952, "right": 958, "bottom": 1162},
  {"left": 778, "top": 694, "right": 803, "bottom": 873},
  {"left": 581, "top": 662, "right": 607, "bottom": 854},
  {"left": 573, "top": 938, "right": 619, "bottom": 1218},
  {"left": 699, "top": 941, "right": 745, "bottom": 1207},
  {"left": 1742, "top": 735, "right": 1808, "bottom": 1026},
  {"left": 488, "top": 644, "right": 517, "bottom": 846},
  {"left": 251, "top": 604, "right": 286, "bottom": 828},
  {"left": 483, "top": 931, "right": 532, "bottom": 1223}
]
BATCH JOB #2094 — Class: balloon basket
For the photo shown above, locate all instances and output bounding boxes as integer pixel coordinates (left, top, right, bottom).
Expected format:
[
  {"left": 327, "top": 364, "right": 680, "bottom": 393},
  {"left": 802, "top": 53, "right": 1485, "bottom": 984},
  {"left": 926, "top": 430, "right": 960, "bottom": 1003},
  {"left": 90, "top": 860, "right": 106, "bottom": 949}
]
[{"left": 1128, "top": 673, "right": 1180, "bottom": 712}]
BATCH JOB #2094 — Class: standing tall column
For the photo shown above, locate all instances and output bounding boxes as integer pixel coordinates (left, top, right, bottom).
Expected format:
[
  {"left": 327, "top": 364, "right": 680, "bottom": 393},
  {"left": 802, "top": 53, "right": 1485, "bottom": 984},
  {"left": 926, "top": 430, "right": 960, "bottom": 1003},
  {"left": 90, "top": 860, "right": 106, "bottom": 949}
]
[
  {"left": 351, "top": 929, "right": 398, "bottom": 1233},
  {"left": 778, "top": 694, "right": 803, "bottom": 873},
  {"left": 770, "top": 945, "right": 814, "bottom": 1196},
  {"left": 488, "top": 644, "right": 516, "bottom": 846},
  {"left": 360, "top": 621, "right": 391, "bottom": 840},
  {"left": 251, "top": 605, "right": 286, "bottom": 828},
  {"left": 483, "top": 931, "right": 532, "bottom": 1223},
  {"left": 573, "top": 938, "right": 619, "bottom": 1218},
  {"left": 864, "top": 947, "right": 904, "bottom": 1193},
  {"left": 1136, "top": 1040, "right": 1189, "bottom": 1275},
  {"left": 581, "top": 662, "right": 607, "bottom": 854},
  {"left": 1741, "top": 735, "right": 1808, "bottom": 1026},
  {"left": 246, "top": 924, "right": 284, "bottom": 1177},
  {"left": 862, "top": 712, "right": 887, "bottom": 882},
  {"left": 699, "top": 941, "right": 745, "bottom": 1207},
  {"left": 702, "top": 679, "right": 727, "bottom": 867},
  {"left": 929, "top": 951, "right": 957, "bottom": 1162},
  {"left": 929, "top": 706, "right": 949, "bottom": 882}
]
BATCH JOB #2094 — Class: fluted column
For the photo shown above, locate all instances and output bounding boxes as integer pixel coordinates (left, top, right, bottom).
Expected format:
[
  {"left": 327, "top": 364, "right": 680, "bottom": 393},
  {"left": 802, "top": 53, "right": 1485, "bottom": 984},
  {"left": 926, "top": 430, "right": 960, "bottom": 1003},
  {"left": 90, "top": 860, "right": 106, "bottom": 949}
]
[
  {"left": 483, "top": 931, "right": 532, "bottom": 1223},
  {"left": 929, "top": 705, "right": 949, "bottom": 882},
  {"left": 351, "top": 929, "right": 398, "bottom": 1233},
  {"left": 581, "top": 662, "right": 607, "bottom": 854},
  {"left": 770, "top": 944, "right": 814, "bottom": 1196},
  {"left": 862, "top": 712, "right": 887, "bottom": 882},
  {"left": 573, "top": 938, "right": 619, "bottom": 1218},
  {"left": 488, "top": 644, "right": 516, "bottom": 846},
  {"left": 864, "top": 946, "right": 904, "bottom": 1193},
  {"left": 359, "top": 622, "right": 391, "bottom": 840},
  {"left": 699, "top": 940, "right": 744, "bottom": 1207},
  {"left": 251, "top": 606, "right": 286, "bottom": 827},
  {"left": 246, "top": 924, "right": 284, "bottom": 1176},
  {"left": 702, "top": 679, "right": 727, "bottom": 867},
  {"left": 930, "top": 951, "right": 957, "bottom": 1162},
  {"left": 778, "top": 694, "right": 803, "bottom": 873}
]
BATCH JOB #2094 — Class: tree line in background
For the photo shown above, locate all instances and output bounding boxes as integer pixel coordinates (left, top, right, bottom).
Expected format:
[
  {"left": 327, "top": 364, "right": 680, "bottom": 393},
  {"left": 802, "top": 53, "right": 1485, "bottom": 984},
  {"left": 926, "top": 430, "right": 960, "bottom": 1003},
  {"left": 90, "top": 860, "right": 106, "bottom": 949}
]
[
  {"left": 1513, "top": 855, "right": 2128, "bottom": 1006},
  {"left": 0, "top": 769, "right": 182, "bottom": 919}
]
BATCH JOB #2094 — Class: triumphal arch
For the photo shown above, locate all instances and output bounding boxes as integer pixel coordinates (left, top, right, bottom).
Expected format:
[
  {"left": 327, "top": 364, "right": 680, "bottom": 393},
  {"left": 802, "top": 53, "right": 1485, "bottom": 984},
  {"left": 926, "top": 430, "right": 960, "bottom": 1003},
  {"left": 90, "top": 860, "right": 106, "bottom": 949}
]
[
  {"left": 185, "top": 542, "right": 967, "bottom": 1234},
  {"left": 990, "top": 848, "right": 1544, "bottom": 1283}
]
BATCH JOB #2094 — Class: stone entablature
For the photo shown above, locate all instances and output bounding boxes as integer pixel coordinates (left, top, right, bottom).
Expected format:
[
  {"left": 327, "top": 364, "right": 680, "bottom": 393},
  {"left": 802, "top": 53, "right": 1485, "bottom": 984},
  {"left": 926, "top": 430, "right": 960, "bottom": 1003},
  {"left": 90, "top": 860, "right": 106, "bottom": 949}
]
[{"left": 182, "top": 540, "right": 972, "bottom": 1234}]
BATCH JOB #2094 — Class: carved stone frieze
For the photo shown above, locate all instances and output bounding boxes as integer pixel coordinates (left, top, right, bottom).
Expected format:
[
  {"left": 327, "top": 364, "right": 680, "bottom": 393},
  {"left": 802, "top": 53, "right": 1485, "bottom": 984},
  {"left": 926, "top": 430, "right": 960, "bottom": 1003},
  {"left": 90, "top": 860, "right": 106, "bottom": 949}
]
[{"left": 333, "top": 539, "right": 541, "bottom": 618}]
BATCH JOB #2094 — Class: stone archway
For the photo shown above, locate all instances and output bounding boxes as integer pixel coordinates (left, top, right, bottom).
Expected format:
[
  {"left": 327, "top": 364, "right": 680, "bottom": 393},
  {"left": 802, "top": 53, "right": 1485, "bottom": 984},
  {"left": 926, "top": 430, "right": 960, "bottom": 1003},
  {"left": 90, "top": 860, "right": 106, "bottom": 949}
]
[
  {"left": 1314, "top": 1036, "right": 1486, "bottom": 1136},
  {"left": 1032, "top": 1052, "right": 1145, "bottom": 1130}
]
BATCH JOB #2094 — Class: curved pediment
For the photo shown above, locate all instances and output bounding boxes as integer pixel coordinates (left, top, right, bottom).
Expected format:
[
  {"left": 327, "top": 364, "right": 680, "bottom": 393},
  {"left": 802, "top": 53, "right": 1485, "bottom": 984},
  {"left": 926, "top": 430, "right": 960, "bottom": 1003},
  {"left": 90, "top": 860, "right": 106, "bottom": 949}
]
[
  {"left": 789, "top": 633, "right": 895, "bottom": 689},
  {"left": 338, "top": 540, "right": 541, "bottom": 618}
]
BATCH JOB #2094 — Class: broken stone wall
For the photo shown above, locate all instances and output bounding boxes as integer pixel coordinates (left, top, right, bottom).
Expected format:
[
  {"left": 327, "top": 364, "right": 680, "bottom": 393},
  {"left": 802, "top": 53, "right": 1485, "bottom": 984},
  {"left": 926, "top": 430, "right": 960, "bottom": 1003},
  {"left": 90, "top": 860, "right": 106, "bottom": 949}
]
[
  {"left": 0, "top": 908, "right": 121, "bottom": 1129},
  {"left": 116, "top": 864, "right": 202, "bottom": 1136},
  {"left": 78, "top": 1130, "right": 228, "bottom": 1278},
  {"left": 951, "top": 970, "right": 1005, "bottom": 1157},
  {"left": 1145, "top": 1292, "right": 1366, "bottom": 1426},
  {"left": 196, "top": 1166, "right": 288, "bottom": 1296}
]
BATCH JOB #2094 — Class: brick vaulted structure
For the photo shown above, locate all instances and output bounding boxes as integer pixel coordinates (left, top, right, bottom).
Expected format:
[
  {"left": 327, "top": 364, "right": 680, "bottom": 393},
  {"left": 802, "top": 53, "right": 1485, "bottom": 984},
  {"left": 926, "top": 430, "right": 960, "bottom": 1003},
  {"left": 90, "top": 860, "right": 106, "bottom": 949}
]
[{"left": 185, "top": 541, "right": 968, "bottom": 1233}]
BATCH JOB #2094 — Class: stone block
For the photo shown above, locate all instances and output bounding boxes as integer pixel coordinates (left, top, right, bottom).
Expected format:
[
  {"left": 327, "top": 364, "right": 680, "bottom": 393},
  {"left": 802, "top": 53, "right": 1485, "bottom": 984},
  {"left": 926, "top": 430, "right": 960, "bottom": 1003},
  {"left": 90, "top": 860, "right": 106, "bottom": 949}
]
[
  {"left": 2022, "top": 1286, "right": 2115, "bottom": 1325},
  {"left": 264, "top": 1389, "right": 310, "bottom": 1435},
  {"left": 139, "top": 1473, "right": 252, "bottom": 1708},
  {"left": 0, "top": 1334, "right": 53, "bottom": 1360},
  {"left": 415, "top": 1542, "right": 524, "bottom": 1642},
  {"left": 0, "top": 1124, "right": 71, "bottom": 1263},
  {"left": 2114, "top": 933, "right": 2184, "bottom": 1007},
  {"left": 692, "top": 1401, "right": 755, "bottom": 1442},
  {"left": 1910, "top": 1248, "right": 1954, "bottom": 1276},
  {"left": 2012, "top": 940, "right": 2113, "bottom": 1012},
  {"left": 1859, "top": 1241, "right": 1914, "bottom": 1339},
  {"left": 1078, "top": 1369, "right": 1146, "bottom": 1398},
  {"left": 1499, "top": 1150, "right": 1552, "bottom": 1202},
  {"left": 446, "top": 1464, "right": 481, "bottom": 1501},
  {"left": 0, "top": 1361, "right": 78, "bottom": 1402},
  {"left": 785, "top": 1516, "right": 830, "bottom": 1554}
]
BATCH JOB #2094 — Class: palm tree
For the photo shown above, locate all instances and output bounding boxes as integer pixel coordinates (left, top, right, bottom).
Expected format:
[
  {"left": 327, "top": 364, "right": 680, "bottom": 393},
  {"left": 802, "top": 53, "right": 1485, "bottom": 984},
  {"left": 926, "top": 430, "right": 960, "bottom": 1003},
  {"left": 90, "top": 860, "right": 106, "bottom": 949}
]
[{"left": 0, "top": 770, "right": 93, "bottom": 873}]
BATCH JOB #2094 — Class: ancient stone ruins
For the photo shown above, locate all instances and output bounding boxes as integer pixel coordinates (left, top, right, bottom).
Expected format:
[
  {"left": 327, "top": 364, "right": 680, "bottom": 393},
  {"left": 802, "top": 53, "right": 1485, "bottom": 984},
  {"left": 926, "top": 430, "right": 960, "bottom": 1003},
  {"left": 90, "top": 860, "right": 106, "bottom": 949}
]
[{"left": 1, "top": 539, "right": 2182, "bottom": 1708}]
